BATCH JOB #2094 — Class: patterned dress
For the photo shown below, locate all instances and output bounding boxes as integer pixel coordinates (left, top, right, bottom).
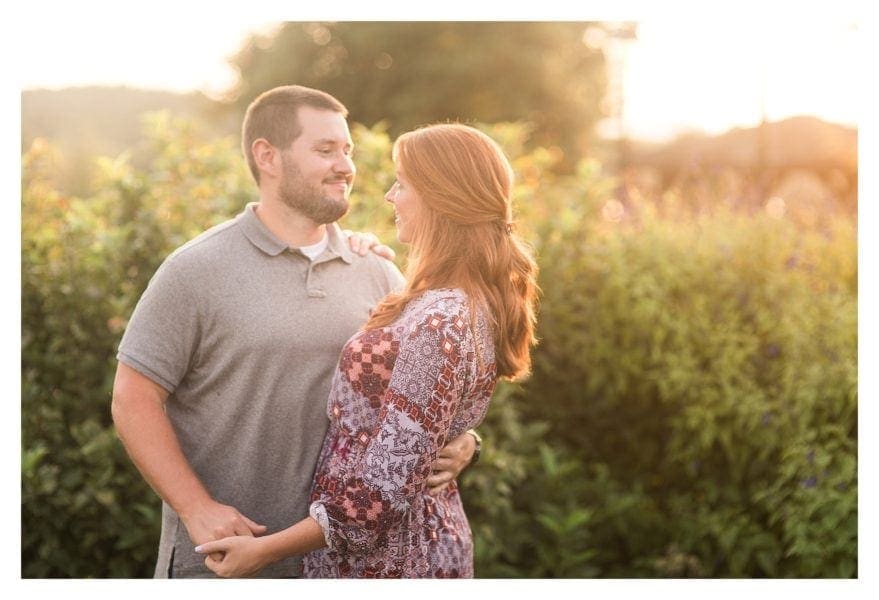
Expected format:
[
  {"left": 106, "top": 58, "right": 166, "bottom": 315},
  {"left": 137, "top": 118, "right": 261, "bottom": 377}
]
[{"left": 303, "top": 288, "right": 497, "bottom": 578}]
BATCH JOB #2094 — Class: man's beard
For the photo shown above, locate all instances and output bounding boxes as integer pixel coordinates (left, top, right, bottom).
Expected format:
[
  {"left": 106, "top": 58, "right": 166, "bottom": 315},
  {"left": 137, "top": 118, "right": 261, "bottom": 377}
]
[{"left": 278, "top": 156, "right": 350, "bottom": 224}]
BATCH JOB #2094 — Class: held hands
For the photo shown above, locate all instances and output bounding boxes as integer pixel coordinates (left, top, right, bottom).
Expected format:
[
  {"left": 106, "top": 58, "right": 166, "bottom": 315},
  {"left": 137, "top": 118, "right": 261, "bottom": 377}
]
[
  {"left": 179, "top": 500, "right": 267, "bottom": 563},
  {"left": 195, "top": 535, "right": 271, "bottom": 578},
  {"left": 345, "top": 230, "right": 396, "bottom": 261},
  {"left": 427, "top": 431, "right": 477, "bottom": 495}
]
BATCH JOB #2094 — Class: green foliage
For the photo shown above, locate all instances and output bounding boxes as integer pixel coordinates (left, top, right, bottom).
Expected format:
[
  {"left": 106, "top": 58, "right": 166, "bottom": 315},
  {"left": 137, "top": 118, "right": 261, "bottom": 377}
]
[
  {"left": 230, "top": 22, "right": 607, "bottom": 170},
  {"left": 21, "top": 115, "right": 856, "bottom": 578},
  {"left": 22, "top": 141, "right": 160, "bottom": 577},
  {"left": 338, "top": 122, "right": 398, "bottom": 247},
  {"left": 522, "top": 187, "right": 857, "bottom": 577},
  {"left": 21, "top": 88, "right": 228, "bottom": 197},
  {"left": 21, "top": 114, "right": 253, "bottom": 577}
]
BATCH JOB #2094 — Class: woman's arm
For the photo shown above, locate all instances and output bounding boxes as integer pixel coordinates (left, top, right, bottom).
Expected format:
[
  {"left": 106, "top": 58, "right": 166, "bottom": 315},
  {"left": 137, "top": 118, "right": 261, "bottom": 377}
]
[{"left": 195, "top": 516, "right": 326, "bottom": 578}]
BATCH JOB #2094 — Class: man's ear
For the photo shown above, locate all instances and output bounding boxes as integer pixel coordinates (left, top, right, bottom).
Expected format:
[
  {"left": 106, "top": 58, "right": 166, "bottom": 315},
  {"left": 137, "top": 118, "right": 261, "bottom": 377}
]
[{"left": 252, "top": 139, "right": 279, "bottom": 179}]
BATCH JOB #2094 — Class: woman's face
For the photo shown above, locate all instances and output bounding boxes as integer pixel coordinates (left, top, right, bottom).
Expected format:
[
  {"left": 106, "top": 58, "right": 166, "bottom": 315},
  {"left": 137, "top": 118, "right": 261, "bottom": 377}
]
[{"left": 385, "top": 167, "right": 421, "bottom": 244}]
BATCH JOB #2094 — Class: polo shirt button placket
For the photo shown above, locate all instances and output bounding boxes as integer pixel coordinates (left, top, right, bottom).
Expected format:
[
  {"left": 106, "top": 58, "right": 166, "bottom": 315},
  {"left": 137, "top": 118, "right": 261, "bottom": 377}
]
[{"left": 305, "top": 261, "right": 327, "bottom": 299}]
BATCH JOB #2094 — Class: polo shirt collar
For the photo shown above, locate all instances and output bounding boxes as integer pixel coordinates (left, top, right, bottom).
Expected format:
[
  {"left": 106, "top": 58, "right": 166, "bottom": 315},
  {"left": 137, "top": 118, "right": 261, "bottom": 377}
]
[
  {"left": 238, "top": 202, "right": 354, "bottom": 264},
  {"left": 324, "top": 222, "right": 355, "bottom": 264},
  {"left": 238, "top": 203, "right": 288, "bottom": 256}
]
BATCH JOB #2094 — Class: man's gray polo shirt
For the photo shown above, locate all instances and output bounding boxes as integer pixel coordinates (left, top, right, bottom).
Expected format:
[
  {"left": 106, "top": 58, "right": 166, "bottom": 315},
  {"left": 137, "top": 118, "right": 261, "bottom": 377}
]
[{"left": 117, "top": 202, "right": 404, "bottom": 577}]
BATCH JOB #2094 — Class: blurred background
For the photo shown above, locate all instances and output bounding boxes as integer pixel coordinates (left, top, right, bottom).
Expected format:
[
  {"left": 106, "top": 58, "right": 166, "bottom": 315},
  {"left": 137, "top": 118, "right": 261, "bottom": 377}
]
[{"left": 20, "top": 14, "right": 858, "bottom": 578}]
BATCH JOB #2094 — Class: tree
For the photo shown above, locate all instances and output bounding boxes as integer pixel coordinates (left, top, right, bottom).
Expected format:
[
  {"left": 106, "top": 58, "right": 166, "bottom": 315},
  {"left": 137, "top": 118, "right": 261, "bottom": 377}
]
[{"left": 228, "top": 22, "right": 607, "bottom": 170}]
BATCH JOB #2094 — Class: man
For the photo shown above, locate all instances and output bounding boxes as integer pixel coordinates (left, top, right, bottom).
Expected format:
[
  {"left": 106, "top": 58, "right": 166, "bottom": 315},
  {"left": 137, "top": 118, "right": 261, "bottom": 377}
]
[{"left": 111, "top": 85, "right": 477, "bottom": 578}]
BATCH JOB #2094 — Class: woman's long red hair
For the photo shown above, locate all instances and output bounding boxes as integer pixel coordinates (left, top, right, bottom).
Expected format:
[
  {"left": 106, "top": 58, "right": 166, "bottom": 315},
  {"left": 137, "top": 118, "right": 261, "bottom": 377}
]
[{"left": 364, "top": 124, "right": 538, "bottom": 380}]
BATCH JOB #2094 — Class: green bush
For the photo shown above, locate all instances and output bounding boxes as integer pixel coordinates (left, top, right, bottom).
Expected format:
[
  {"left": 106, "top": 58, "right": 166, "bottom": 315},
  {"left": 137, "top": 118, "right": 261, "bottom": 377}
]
[
  {"left": 522, "top": 190, "right": 857, "bottom": 576},
  {"left": 21, "top": 116, "right": 856, "bottom": 577},
  {"left": 21, "top": 116, "right": 252, "bottom": 577},
  {"left": 22, "top": 141, "right": 160, "bottom": 577}
]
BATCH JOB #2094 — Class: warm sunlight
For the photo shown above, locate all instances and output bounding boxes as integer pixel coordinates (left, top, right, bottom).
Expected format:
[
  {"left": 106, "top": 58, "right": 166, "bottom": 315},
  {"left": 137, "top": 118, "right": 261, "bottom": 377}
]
[
  {"left": 620, "top": 19, "right": 859, "bottom": 140},
  {"left": 18, "top": 15, "right": 280, "bottom": 98},
  {"left": 17, "top": 17, "right": 861, "bottom": 142},
  {"left": 17, "top": 13, "right": 865, "bottom": 587}
]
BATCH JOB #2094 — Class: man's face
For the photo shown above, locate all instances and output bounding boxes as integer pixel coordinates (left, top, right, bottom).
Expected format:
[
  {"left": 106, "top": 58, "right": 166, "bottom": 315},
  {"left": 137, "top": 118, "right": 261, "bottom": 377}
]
[{"left": 277, "top": 106, "right": 356, "bottom": 224}]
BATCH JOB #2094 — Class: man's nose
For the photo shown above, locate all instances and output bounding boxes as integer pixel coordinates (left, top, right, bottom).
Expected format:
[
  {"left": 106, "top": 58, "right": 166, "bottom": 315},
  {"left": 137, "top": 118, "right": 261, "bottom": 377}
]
[{"left": 334, "top": 153, "right": 355, "bottom": 175}]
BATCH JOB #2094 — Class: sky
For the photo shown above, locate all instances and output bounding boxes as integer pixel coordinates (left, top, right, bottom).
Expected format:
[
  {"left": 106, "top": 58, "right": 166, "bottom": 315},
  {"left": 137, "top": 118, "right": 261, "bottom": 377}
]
[
  {"left": 618, "top": 19, "right": 860, "bottom": 140},
  {"left": 10, "top": 3, "right": 865, "bottom": 142}
]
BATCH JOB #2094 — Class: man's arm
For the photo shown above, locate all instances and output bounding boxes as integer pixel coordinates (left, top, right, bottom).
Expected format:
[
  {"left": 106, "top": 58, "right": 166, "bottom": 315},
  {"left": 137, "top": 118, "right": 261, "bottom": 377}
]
[{"left": 111, "top": 363, "right": 266, "bottom": 553}]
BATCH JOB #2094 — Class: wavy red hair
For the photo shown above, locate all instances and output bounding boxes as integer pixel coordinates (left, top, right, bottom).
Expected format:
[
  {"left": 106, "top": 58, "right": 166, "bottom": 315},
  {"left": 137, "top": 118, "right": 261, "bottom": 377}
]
[{"left": 364, "top": 124, "right": 539, "bottom": 380}]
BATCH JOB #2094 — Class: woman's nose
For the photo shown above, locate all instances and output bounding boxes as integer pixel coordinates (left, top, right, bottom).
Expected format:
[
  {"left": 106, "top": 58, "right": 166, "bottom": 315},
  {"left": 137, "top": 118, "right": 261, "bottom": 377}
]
[{"left": 385, "top": 183, "right": 398, "bottom": 204}]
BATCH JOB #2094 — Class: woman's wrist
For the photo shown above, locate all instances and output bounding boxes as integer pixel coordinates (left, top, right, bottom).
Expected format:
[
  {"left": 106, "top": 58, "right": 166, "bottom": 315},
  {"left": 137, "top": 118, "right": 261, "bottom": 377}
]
[
  {"left": 251, "top": 516, "right": 327, "bottom": 572},
  {"left": 258, "top": 533, "right": 289, "bottom": 566}
]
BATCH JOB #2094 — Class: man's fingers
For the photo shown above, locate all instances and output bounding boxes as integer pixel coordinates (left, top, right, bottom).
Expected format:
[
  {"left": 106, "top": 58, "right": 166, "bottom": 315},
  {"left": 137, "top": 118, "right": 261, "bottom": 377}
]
[
  {"left": 226, "top": 513, "right": 258, "bottom": 537},
  {"left": 436, "top": 446, "right": 457, "bottom": 459},
  {"left": 437, "top": 444, "right": 456, "bottom": 459},
  {"left": 232, "top": 523, "right": 255, "bottom": 537},
  {"left": 241, "top": 514, "right": 268, "bottom": 535},
  {"left": 431, "top": 458, "right": 455, "bottom": 472},
  {"left": 426, "top": 471, "right": 452, "bottom": 487},
  {"left": 438, "top": 440, "right": 467, "bottom": 459},
  {"left": 428, "top": 481, "right": 451, "bottom": 496}
]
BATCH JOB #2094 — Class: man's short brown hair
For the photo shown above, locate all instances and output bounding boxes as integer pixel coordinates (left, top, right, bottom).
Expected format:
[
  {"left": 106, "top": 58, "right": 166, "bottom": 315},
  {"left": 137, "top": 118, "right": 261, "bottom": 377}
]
[{"left": 241, "top": 85, "right": 348, "bottom": 183}]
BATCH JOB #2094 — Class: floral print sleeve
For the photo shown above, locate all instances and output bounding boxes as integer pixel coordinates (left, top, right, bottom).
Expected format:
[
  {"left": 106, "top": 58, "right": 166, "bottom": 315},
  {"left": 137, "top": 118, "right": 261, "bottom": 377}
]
[{"left": 308, "top": 294, "right": 478, "bottom": 558}]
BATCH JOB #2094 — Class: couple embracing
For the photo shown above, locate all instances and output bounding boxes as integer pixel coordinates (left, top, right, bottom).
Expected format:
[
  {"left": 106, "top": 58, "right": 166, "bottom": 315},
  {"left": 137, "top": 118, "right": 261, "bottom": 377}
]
[{"left": 112, "top": 85, "right": 538, "bottom": 578}]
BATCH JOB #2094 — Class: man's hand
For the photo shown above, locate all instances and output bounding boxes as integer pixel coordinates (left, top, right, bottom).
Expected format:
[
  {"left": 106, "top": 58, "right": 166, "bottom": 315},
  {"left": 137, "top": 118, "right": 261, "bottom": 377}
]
[
  {"left": 179, "top": 500, "right": 267, "bottom": 562},
  {"left": 113, "top": 364, "right": 268, "bottom": 564},
  {"left": 427, "top": 431, "right": 477, "bottom": 495},
  {"left": 344, "top": 230, "right": 396, "bottom": 261}
]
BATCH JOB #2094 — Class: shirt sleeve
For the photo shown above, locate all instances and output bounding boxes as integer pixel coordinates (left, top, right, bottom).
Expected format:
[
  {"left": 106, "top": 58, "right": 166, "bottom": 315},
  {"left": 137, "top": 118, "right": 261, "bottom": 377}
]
[
  {"left": 309, "top": 301, "right": 471, "bottom": 555},
  {"left": 116, "top": 254, "right": 201, "bottom": 393}
]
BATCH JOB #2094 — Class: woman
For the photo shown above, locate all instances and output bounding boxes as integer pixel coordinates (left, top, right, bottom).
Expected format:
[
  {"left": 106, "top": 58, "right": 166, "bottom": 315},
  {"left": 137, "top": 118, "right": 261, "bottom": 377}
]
[{"left": 195, "top": 123, "right": 538, "bottom": 577}]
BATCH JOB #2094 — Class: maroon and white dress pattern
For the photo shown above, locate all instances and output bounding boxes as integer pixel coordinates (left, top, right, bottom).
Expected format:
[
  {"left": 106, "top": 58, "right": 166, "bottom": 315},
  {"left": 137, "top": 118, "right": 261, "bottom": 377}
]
[{"left": 304, "top": 288, "right": 497, "bottom": 577}]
